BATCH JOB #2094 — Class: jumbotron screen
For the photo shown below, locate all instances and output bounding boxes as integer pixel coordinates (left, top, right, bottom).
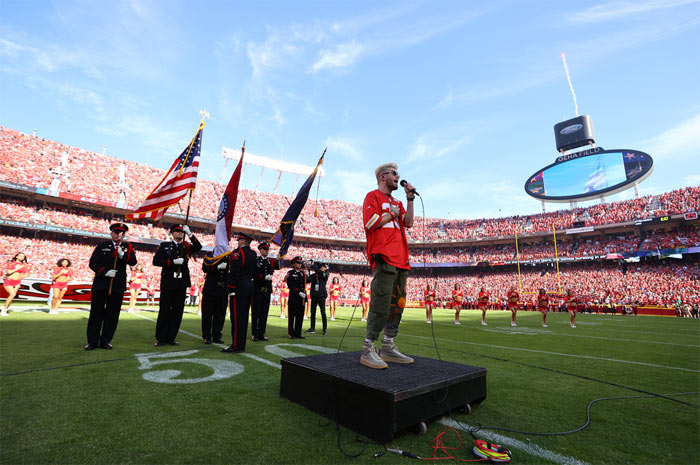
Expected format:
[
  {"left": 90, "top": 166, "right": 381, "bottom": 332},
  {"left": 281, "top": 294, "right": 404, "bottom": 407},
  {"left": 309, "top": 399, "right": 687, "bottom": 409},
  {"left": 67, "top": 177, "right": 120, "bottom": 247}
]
[{"left": 525, "top": 149, "right": 653, "bottom": 202}]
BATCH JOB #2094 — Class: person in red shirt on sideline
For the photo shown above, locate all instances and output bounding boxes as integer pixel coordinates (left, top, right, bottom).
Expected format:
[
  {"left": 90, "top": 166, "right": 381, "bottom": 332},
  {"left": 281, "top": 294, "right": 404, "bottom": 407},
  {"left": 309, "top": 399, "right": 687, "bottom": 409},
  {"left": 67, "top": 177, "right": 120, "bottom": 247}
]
[
  {"left": 2, "top": 252, "right": 30, "bottom": 316},
  {"left": 127, "top": 264, "right": 146, "bottom": 313},
  {"left": 478, "top": 286, "right": 489, "bottom": 326},
  {"left": 360, "top": 279, "right": 371, "bottom": 322},
  {"left": 537, "top": 288, "right": 550, "bottom": 327},
  {"left": 50, "top": 258, "right": 74, "bottom": 314},
  {"left": 329, "top": 277, "right": 341, "bottom": 321},
  {"left": 424, "top": 283, "right": 436, "bottom": 323},
  {"left": 507, "top": 285, "right": 520, "bottom": 327},
  {"left": 452, "top": 283, "right": 464, "bottom": 325},
  {"left": 360, "top": 162, "right": 415, "bottom": 369},
  {"left": 565, "top": 289, "right": 580, "bottom": 328}
]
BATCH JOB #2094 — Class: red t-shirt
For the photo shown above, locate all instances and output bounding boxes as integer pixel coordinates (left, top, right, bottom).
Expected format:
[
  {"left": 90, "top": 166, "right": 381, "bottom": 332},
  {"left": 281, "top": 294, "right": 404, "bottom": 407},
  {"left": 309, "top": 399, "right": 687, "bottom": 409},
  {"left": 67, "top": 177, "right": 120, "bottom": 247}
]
[{"left": 363, "top": 189, "right": 409, "bottom": 270}]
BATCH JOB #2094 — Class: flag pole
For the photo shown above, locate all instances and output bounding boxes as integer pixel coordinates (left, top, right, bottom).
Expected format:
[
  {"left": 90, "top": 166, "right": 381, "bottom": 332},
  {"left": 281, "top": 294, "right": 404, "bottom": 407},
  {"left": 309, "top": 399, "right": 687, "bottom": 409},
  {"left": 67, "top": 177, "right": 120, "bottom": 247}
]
[
  {"left": 313, "top": 147, "right": 326, "bottom": 217},
  {"left": 183, "top": 110, "right": 209, "bottom": 225}
]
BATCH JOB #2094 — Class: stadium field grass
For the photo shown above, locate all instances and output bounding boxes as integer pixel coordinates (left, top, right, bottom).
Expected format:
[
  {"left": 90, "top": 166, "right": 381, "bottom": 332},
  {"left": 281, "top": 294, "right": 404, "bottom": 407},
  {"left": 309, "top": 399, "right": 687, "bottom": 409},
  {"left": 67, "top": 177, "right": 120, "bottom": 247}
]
[{"left": 1, "top": 302, "right": 698, "bottom": 465}]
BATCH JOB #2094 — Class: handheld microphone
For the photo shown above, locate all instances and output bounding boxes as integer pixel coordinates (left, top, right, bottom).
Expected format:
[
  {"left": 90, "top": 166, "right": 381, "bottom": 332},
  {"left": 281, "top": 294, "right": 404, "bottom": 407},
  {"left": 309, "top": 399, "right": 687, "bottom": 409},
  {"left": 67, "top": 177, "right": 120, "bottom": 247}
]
[{"left": 399, "top": 180, "right": 419, "bottom": 196}]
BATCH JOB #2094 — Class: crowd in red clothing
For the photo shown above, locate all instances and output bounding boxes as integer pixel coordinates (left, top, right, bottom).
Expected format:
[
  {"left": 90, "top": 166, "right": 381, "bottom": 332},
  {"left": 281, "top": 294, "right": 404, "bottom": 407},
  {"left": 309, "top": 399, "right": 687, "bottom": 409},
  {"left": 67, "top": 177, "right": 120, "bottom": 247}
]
[{"left": 2, "top": 127, "right": 699, "bottom": 243}]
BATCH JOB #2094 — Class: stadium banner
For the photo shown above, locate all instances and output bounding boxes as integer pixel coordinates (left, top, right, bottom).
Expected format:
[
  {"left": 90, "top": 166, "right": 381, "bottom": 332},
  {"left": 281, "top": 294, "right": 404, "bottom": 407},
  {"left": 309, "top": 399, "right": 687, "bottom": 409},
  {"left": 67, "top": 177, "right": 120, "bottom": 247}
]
[
  {"left": 0, "top": 180, "right": 37, "bottom": 192},
  {"left": 0, "top": 277, "right": 159, "bottom": 303},
  {"left": 0, "top": 218, "right": 110, "bottom": 238},
  {"left": 58, "top": 191, "right": 118, "bottom": 207},
  {"left": 566, "top": 226, "right": 595, "bottom": 234}
]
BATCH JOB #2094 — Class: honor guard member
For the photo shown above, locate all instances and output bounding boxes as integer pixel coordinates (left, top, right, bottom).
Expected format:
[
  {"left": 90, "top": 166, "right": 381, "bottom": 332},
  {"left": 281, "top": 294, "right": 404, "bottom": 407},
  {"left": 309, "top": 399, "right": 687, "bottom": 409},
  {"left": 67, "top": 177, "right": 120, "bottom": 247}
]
[
  {"left": 251, "top": 241, "right": 281, "bottom": 342},
  {"left": 222, "top": 232, "right": 257, "bottom": 353},
  {"left": 85, "top": 223, "right": 137, "bottom": 350},
  {"left": 305, "top": 262, "right": 329, "bottom": 335},
  {"left": 285, "top": 256, "right": 307, "bottom": 339},
  {"left": 200, "top": 251, "right": 230, "bottom": 344},
  {"left": 153, "top": 224, "right": 202, "bottom": 346}
]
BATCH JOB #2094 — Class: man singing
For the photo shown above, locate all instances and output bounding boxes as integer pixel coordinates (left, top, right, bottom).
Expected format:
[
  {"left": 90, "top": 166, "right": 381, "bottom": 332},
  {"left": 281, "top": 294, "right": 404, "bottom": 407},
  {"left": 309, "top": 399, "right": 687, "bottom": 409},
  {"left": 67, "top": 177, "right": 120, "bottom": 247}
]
[{"left": 360, "top": 162, "right": 415, "bottom": 369}]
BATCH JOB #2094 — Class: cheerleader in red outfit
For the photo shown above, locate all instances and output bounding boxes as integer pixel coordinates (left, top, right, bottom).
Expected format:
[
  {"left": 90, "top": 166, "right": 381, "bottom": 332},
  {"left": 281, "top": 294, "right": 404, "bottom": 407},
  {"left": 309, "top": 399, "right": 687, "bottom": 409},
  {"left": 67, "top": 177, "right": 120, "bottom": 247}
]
[
  {"left": 279, "top": 282, "right": 289, "bottom": 319},
  {"left": 2, "top": 252, "right": 29, "bottom": 316},
  {"left": 507, "top": 285, "right": 520, "bottom": 327},
  {"left": 50, "top": 258, "right": 73, "bottom": 314},
  {"left": 304, "top": 281, "right": 312, "bottom": 320},
  {"left": 329, "top": 277, "right": 341, "bottom": 321},
  {"left": 565, "top": 289, "right": 580, "bottom": 328},
  {"left": 128, "top": 264, "right": 146, "bottom": 313},
  {"left": 360, "top": 279, "right": 371, "bottom": 322},
  {"left": 452, "top": 283, "right": 464, "bottom": 325},
  {"left": 478, "top": 286, "right": 489, "bottom": 326},
  {"left": 424, "top": 283, "right": 436, "bottom": 324},
  {"left": 537, "top": 288, "right": 550, "bottom": 327}
]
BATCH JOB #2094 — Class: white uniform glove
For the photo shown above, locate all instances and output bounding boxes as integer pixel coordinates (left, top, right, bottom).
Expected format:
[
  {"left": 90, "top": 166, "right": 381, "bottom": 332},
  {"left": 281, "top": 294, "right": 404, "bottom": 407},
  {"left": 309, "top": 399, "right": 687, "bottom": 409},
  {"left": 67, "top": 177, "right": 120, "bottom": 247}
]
[
  {"left": 217, "top": 262, "right": 227, "bottom": 270},
  {"left": 105, "top": 270, "right": 117, "bottom": 278},
  {"left": 228, "top": 291, "right": 236, "bottom": 297},
  {"left": 298, "top": 292, "right": 306, "bottom": 299},
  {"left": 265, "top": 274, "right": 273, "bottom": 281},
  {"left": 182, "top": 225, "right": 192, "bottom": 236},
  {"left": 117, "top": 247, "right": 125, "bottom": 258},
  {"left": 173, "top": 258, "right": 185, "bottom": 265}
]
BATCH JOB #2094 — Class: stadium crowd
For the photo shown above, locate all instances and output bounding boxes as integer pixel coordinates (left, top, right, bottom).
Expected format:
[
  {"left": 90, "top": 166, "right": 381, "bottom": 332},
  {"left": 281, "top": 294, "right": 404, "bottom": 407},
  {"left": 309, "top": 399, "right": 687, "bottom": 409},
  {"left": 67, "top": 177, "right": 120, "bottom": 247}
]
[{"left": 2, "top": 127, "right": 699, "bottom": 242}]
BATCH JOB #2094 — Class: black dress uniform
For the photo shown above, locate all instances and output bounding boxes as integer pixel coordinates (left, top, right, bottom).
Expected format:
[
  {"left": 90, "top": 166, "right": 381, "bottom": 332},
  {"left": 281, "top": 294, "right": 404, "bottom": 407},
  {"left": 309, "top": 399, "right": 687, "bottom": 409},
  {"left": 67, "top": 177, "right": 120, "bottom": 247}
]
[
  {"left": 86, "top": 223, "right": 137, "bottom": 349},
  {"left": 251, "top": 241, "right": 281, "bottom": 341},
  {"left": 223, "top": 235, "right": 257, "bottom": 353},
  {"left": 307, "top": 263, "right": 329, "bottom": 334},
  {"left": 200, "top": 253, "right": 229, "bottom": 344},
  {"left": 286, "top": 257, "right": 307, "bottom": 338},
  {"left": 153, "top": 224, "right": 202, "bottom": 345}
]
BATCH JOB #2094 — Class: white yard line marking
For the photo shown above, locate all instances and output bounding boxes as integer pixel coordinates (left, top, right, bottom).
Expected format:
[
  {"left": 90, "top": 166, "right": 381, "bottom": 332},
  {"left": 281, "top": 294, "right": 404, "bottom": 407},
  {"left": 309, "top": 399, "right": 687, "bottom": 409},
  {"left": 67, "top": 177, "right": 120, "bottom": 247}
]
[
  {"left": 439, "top": 418, "right": 591, "bottom": 465},
  {"left": 407, "top": 334, "right": 700, "bottom": 373},
  {"left": 133, "top": 312, "right": 281, "bottom": 369}
]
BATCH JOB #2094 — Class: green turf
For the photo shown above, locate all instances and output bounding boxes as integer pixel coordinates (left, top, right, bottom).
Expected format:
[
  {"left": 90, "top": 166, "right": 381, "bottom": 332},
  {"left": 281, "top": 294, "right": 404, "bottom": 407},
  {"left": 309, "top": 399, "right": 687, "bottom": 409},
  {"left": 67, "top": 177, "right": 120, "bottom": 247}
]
[{"left": 1, "top": 303, "right": 698, "bottom": 464}]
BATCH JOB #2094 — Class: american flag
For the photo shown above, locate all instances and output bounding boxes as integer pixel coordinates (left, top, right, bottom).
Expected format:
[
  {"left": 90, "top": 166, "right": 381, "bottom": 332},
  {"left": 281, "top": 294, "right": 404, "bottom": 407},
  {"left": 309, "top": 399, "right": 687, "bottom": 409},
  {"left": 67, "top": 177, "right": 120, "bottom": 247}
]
[
  {"left": 127, "top": 123, "right": 203, "bottom": 221},
  {"left": 584, "top": 156, "right": 607, "bottom": 193}
]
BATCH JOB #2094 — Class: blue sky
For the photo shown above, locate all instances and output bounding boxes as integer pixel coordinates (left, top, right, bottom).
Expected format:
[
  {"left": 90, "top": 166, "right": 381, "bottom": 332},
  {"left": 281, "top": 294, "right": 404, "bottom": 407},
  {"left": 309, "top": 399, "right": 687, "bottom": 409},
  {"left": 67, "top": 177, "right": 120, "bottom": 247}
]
[{"left": 1, "top": 0, "right": 699, "bottom": 221}]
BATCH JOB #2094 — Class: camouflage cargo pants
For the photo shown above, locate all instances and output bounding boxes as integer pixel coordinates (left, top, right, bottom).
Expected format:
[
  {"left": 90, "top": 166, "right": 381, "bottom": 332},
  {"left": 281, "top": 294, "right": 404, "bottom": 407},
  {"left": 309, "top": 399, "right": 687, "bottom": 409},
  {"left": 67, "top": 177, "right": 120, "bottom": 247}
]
[{"left": 365, "top": 257, "right": 408, "bottom": 341}]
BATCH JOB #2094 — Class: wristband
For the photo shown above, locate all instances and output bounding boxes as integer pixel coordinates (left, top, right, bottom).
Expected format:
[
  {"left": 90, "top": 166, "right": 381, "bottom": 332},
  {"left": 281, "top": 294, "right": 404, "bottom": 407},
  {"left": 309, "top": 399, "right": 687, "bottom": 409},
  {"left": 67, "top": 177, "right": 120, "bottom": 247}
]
[{"left": 407, "top": 197, "right": 415, "bottom": 201}]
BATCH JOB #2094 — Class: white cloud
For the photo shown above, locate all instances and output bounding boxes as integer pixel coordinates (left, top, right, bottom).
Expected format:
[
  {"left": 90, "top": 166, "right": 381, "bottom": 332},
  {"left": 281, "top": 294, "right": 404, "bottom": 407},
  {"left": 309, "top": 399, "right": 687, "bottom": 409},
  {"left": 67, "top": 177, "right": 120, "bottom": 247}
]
[
  {"left": 684, "top": 175, "right": 700, "bottom": 186},
  {"left": 333, "top": 169, "right": 375, "bottom": 204},
  {"left": 325, "top": 136, "right": 364, "bottom": 162},
  {"left": 309, "top": 40, "right": 366, "bottom": 73},
  {"left": 636, "top": 113, "right": 700, "bottom": 160},
  {"left": 568, "top": 0, "right": 700, "bottom": 23}
]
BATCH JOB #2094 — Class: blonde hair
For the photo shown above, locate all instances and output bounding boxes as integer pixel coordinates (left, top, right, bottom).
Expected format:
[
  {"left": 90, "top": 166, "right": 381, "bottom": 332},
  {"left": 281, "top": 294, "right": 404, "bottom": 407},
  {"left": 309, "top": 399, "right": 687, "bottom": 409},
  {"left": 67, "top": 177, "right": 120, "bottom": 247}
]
[{"left": 375, "top": 162, "right": 398, "bottom": 179}]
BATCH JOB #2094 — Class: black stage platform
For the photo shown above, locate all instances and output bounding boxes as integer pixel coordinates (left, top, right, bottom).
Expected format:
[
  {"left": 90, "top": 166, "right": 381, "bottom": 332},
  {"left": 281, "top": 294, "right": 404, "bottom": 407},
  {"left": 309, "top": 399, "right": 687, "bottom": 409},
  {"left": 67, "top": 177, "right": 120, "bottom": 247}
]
[{"left": 280, "top": 351, "right": 487, "bottom": 443}]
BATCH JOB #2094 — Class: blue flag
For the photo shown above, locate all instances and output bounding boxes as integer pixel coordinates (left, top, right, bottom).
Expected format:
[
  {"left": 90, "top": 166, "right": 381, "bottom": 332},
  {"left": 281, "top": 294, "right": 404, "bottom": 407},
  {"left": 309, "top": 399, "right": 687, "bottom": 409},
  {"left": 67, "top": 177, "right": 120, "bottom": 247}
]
[{"left": 271, "top": 149, "right": 325, "bottom": 259}]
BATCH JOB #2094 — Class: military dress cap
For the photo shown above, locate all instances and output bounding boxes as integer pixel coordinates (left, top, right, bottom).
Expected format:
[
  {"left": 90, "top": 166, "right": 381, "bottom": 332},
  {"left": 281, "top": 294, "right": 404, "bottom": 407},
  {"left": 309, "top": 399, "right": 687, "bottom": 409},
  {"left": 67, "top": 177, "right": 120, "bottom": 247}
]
[
  {"left": 237, "top": 231, "right": 254, "bottom": 241},
  {"left": 257, "top": 241, "right": 270, "bottom": 250},
  {"left": 110, "top": 222, "right": 129, "bottom": 233},
  {"left": 291, "top": 256, "right": 303, "bottom": 264},
  {"left": 170, "top": 224, "right": 184, "bottom": 233}
]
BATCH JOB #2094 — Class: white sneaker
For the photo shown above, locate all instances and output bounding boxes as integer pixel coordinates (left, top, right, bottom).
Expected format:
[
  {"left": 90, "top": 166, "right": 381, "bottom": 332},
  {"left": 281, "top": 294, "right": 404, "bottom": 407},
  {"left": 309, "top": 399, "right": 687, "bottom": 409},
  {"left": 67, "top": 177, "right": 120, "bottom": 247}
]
[
  {"left": 49, "top": 310, "right": 59, "bottom": 315},
  {"left": 280, "top": 315, "right": 286, "bottom": 319},
  {"left": 1, "top": 311, "right": 8, "bottom": 317},
  {"left": 361, "top": 318, "right": 366, "bottom": 322},
  {"left": 380, "top": 340, "right": 414, "bottom": 364},
  {"left": 542, "top": 324, "right": 548, "bottom": 327},
  {"left": 360, "top": 341, "right": 388, "bottom": 369},
  {"left": 481, "top": 321, "right": 487, "bottom": 326},
  {"left": 571, "top": 324, "right": 576, "bottom": 328},
  {"left": 304, "top": 316, "right": 308, "bottom": 320},
  {"left": 511, "top": 322, "right": 517, "bottom": 327},
  {"left": 426, "top": 320, "right": 432, "bottom": 324},
  {"left": 331, "top": 317, "right": 336, "bottom": 321},
  {"left": 455, "top": 321, "right": 461, "bottom": 325}
]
